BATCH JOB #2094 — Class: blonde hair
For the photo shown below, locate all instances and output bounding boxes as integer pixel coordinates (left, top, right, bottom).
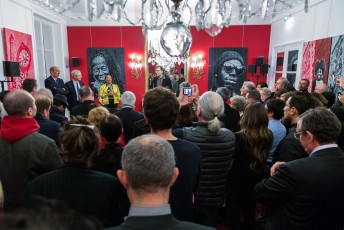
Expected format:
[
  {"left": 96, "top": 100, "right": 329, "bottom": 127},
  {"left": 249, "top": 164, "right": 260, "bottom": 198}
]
[{"left": 88, "top": 106, "right": 110, "bottom": 130}]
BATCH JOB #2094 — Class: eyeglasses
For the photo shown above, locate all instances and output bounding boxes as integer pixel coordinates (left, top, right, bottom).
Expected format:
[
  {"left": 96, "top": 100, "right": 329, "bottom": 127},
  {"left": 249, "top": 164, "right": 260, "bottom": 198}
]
[
  {"left": 294, "top": 131, "right": 301, "bottom": 139},
  {"left": 223, "top": 65, "right": 245, "bottom": 76}
]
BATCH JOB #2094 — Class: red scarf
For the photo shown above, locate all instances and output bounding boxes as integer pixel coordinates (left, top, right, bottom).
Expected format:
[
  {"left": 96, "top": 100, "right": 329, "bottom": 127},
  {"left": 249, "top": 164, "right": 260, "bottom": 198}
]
[{"left": 0, "top": 116, "right": 39, "bottom": 142}]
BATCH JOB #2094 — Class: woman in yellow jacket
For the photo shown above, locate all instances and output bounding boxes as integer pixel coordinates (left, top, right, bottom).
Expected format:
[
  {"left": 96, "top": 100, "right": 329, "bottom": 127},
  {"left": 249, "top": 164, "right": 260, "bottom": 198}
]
[{"left": 99, "top": 75, "right": 121, "bottom": 109}]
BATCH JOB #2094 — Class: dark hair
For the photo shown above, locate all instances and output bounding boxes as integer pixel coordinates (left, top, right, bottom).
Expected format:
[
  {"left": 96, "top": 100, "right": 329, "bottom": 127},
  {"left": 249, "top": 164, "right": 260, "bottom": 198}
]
[
  {"left": 100, "top": 114, "right": 123, "bottom": 143},
  {"left": 0, "top": 90, "right": 10, "bottom": 102},
  {"left": 247, "top": 90, "right": 261, "bottom": 102},
  {"left": 274, "top": 89, "right": 288, "bottom": 98},
  {"left": 60, "top": 116, "right": 100, "bottom": 168},
  {"left": 289, "top": 91, "right": 318, "bottom": 115},
  {"left": 22, "top": 78, "right": 37, "bottom": 93},
  {"left": 322, "top": 91, "right": 335, "bottom": 108},
  {"left": 314, "top": 60, "right": 325, "bottom": 75},
  {"left": 330, "top": 106, "right": 344, "bottom": 122},
  {"left": 300, "top": 78, "right": 310, "bottom": 87},
  {"left": 240, "top": 102, "right": 272, "bottom": 172},
  {"left": 257, "top": 82, "right": 268, "bottom": 88},
  {"left": 266, "top": 99, "right": 286, "bottom": 120},
  {"left": 176, "top": 105, "right": 194, "bottom": 128},
  {"left": 143, "top": 87, "right": 179, "bottom": 132},
  {"left": 34, "top": 94, "right": 51, "bottom": 114},
  {"left": 299, "top": 107, "right": 341, "bottom": 144}
]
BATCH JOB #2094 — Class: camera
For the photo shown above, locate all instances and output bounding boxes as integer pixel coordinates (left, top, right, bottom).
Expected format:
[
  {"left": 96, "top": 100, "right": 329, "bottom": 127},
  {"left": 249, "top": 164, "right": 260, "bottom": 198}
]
[{"left": 183, "top": 87, "right": 192, "bottom": 96}]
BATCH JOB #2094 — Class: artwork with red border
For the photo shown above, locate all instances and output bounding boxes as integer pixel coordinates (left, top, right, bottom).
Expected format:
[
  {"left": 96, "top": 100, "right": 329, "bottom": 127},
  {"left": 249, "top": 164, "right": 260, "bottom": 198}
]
[
  {"left": 2, "top": 28, "right": 35, "bottom": 90},
  {"left": 312, "top": 38, "right": 332, "bottom": 90}
]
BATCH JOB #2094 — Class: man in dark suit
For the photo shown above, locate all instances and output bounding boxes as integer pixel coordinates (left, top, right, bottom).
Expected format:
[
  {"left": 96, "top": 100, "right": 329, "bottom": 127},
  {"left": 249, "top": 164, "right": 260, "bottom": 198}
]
[
  {"left": 115, "top": 91, "right": 143, "bottom": 144},
  {"left": 155, "top": 66, "right": 172, "bottom": 90},
  {"left": 34, "top": 93, "right": 62, "bottom": 143},
  {"left": 105, "top": 135, "right": 213, "bottom": 230},
  {"left": 254, "top": 107, "right": 344, "bottom": 230},
  {"left": 70, "top": 86, "right": 98, "bottom": 117},
  {"left": 64, "top": 69, "right": 84, "bottom": 110},
  {"left": 216, "top": 87, "right": 240, "bottom": 132},
  {"left": 44, "top": 66, "right": 68, "bottom": 96}
]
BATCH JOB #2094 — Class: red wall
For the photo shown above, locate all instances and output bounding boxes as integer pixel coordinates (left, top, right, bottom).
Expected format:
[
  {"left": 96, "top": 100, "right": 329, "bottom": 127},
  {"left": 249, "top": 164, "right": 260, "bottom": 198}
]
[{"left": 67, "top": 25, "right": 271, "bottom": 111}]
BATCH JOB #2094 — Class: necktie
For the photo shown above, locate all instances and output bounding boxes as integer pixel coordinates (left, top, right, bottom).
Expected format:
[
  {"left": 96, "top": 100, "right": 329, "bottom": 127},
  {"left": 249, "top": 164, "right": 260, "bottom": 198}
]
[{"left": 76, "top": 82, "right": 80, "bottom": 101}]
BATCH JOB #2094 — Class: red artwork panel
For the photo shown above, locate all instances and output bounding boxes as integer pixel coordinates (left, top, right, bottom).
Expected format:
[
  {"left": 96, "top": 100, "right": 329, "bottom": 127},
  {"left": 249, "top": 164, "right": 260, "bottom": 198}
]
[
  {"left": 3, "top": 28, "right": 35, "bottom": 90},
  {"left": 301, "top": 41, "right": 315, "bottom": 91},
  {"left": 313, "top": 38, "right": 332, "bottom": 89}
]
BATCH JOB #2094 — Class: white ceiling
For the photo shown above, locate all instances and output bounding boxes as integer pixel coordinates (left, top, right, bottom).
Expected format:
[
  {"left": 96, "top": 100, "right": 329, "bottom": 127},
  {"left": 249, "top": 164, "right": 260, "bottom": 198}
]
[{"left": 30, "top": 0, "right": 308, "bottom": 26}]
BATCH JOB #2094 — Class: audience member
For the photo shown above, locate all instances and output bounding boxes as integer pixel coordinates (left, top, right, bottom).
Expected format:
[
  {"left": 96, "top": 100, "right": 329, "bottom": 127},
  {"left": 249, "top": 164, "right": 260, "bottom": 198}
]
[
  {"left": 0, "top": 90, "right": 10, "bottom": 119},
  {"left": 49, "top": 94, "right": 68, "bottom": 126},
  {"left": 259, "top": 87, "right": 273, "bottom": 105},
  {"left": 274, "top": 88, "right": 288, "bottom": 100},
  {"left": 0, "top": 90, "right": 63, "bottom": 212},
  {"left": 216, "top": 87, "right": 240, "bottom": 132},
  {"left": 322, "top": 91, "right": 335, "bottom": 108},
  {"left": 106, "top": 135, "right": 214, "bottom": 230},
  {"left": 65, "top": 69, "right": 84, "bottom": 110},
  {"left": 226, "top": 102, "right": 272, "bottom": 230},
  {"left": 240, "top": 81, "right": 256, "bottom": 97},
  {"left": 256, "top": 82, "right": 268, "bottom": 90},
  {"left": 272, "top": 77, "right": 289, "bottom": 93},
  {"left": 71, "top": 86, "right": 99, "bottom": 117},
  {"left": 0, "top": 198, "right": 101, "bottom": 230},
  {"left": 88, "top": 106, "right": 110, "bottom": 130},
  {"left": 273, "top": 91, "right": 318, "bottom": 162},
  {"left": 314, "top": 82, "right": 328, "bottom": 93},
  {"left": 173, "top": 91, "right": 235, "bottom": 227},
  {"left": 22, "top": 78, "right": 38, "bottom": 94},
  {"left": 254, "top": 107, "right": 344, "bottom": 230},
  {"left": 330, "top": 106, "right": 344, "bottom": 152},
  {"left": 265, "top": 99, "right": 286, "bottom": 164},
  {"left": 298, "top": 78, "right": 310, "bottom": 92},
  {"left": 144, "top": 87, "right": 202, "bottom": 222},
  {"left": 44, "top": 66, "right": 68, "bottom": 96},
  {"left": 155, "top": 66, "right": 172, "bottom": 89},
  {"left": 34, "top": 93, "right": 62, "bottom": 143},
  {"left": 174, "top": 104, "right": 195, "bottom": 128},
  {"left": 37, "top": 88, "right": 53, "bottom": 104},
  {"left": 230, "top": 95, "right": 246, "bottom": 116},
  {"left": 115, "top": 91, "right": 144, "bottom": 144},
  {"left": 246, "top": 89, "right": 262, "bottom": 103},
  {"left": 27, "top": 116, "right": 123, "bottom": 228}
]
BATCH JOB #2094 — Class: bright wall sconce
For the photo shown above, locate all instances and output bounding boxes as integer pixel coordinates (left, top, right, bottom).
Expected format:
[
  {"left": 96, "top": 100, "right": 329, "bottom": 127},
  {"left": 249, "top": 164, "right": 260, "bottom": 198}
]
[
  {"left": 191, "top": 54, "right": 206, "bottom": 80},
  {"left": 129, "top": 54, "right": 142, "bottom": 79}
]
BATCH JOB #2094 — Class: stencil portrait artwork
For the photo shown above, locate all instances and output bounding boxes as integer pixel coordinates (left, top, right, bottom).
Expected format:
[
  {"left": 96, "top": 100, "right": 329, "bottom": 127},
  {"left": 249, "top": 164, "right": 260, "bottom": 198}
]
[
  {"left": 209, "top": 48, "right": 247, "bottom": 96},
  {"left": 88, "top": 48, "right": 125, "bottom": 97}
]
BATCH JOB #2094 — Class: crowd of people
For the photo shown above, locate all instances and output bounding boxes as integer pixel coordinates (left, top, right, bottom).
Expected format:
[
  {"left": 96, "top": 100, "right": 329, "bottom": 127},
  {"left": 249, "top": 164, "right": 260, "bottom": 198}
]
[{"left": 0, "top": 66, "right": 344, "bottom": 230}]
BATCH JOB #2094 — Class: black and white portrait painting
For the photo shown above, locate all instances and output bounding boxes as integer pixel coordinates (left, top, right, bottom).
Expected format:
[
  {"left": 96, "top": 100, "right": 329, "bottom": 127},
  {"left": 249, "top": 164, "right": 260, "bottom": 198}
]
[
  {"left": 328, "top": 35, "right": 344, "bottom": 104},
  {"left": 88, "top": 48, "right": 125, "bottom": 97},
  {"left": 209, "top": 48, "right": 247, "bottom": 96}
]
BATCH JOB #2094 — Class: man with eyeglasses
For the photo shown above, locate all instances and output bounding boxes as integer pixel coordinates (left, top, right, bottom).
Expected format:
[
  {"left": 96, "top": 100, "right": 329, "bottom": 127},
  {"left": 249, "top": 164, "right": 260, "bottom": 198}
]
[
  {"left": 212, "top": 50, "right": 246, "bottom": 95},
  {"left": 254, "top": 107, "right": 344, "bottom": 230},
  {"left": 155, "top": 66, "right": 172, "bottom": 90},
  {"left": 272, "top": 91, "right": 319, "bottom": 163}
]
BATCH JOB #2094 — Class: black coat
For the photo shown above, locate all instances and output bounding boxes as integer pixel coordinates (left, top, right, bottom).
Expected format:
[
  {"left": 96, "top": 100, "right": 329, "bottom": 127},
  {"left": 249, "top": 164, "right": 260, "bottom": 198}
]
[
  {"left": 115, "top": 108, "right": 144, "bottom": 144},
  {"left": 254, "top": 147, "right": 344, "bottom": 230},
  {"left": 27, "top": 164, "right": 123, "bottom": 228},
  {"left": 34, "top": 113, "right": 62, "bottom": 143},
  {"left": 70, "top": 100, "right": 99, "bottom": 117}
]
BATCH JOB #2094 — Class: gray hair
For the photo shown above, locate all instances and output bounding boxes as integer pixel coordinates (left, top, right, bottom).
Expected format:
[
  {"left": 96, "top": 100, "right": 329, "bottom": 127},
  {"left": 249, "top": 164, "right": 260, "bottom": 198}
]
[
  {"left": 278, "top": 77, "right": 290, "bottom": 88},
  {"left": 37, "top": 88, "right": 53, "bottom": 103},
  {"left": 242, "top": 81, "right": 256, "bottom": 91},
  {"left": 230, "top": 95, "right": 246, "bottom": 112},
  {"left": 121, "top": 135, "right": 175, "bottom": 192},
  {"left": 71, "top": 69, "right": 81, "bottom": 77},
  {"left": 259, "top": 87, "right": 271, "bottom": 96},
  {"left": 121, "top": 91, "right": 136, "bottom": 107},
  {"left": 4, "top": 90, "right": 35, "bottom": 117},
  {"left": 216, "top": 87, "right": 232, "bottom": 101},
  {"left": 298, "top": 107, "right": 341, "bottom": 144},
  {"left": 198, "top": 91, "right": 224, "bottom": 133}
]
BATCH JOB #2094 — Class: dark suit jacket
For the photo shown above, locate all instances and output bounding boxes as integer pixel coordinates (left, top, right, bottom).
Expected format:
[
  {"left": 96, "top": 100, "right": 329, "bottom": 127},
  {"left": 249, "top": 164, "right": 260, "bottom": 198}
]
[
  {"left": 27, "top": 164, "right": 123, "bottom": 228},
  {"left": 49, "top": 106, "right": 68, "bottom": 126},
  {"left": 161, "top": 75, "right": 172, "bottom": 89},
  {"left": 115, "top": 108, "right": 144, "bottom": 144},
  {"left": 34, "top": 113, "right": 62, "bottom": 143},
  {"left": 105, "top": 214, "right": 214, "bottom": 230},
  {"left": 44, "top": 76, "right": 68, "bottom": 96},
  {"left": 65, "top": 80, "right": 84, "bottom": 109},
  {"left": 70, "top": 100, "right": 99, "bottom": 117},
  {"left": 254, "top": 147, "right": 344, "bottom": 230}
]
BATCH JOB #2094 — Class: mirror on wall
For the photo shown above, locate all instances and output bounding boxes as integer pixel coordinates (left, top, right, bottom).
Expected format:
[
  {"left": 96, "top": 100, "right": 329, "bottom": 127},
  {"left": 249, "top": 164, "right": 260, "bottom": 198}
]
[{"left": 144, "top": 29, "right": 189, "bottom": 91}]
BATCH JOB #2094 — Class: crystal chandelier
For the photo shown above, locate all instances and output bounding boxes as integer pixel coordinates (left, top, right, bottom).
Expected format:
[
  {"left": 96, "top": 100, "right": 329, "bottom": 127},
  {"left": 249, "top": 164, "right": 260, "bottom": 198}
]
[{"left": 31, "top": 0, "right": 310, "bottom": 37}]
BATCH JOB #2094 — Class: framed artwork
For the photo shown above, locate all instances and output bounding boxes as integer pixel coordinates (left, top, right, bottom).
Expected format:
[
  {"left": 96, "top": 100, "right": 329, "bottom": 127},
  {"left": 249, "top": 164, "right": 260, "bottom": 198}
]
[
  {"left": 87, "top": 48, "right": 125, "bottom": 97},
  {"left": 208, "top": 48, "right": 247, "bottom": 95},
  {"left": 2, "top": 28, "right": 35, "bottom": 90},
  {"left": 329, "top": 35, "right": 344, "bottom": 105}
]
